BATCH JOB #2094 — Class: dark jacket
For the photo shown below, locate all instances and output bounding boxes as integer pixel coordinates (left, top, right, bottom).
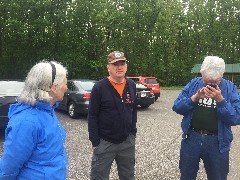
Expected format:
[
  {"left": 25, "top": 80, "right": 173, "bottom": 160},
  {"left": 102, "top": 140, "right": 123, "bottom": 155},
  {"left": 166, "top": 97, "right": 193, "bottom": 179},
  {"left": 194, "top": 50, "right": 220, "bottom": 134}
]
[
  {"left": 172, "top": 77, "right": 240, "bottom": 153},
  {"left": 88, "top": 77, "right": 137, "bottom": 147}
]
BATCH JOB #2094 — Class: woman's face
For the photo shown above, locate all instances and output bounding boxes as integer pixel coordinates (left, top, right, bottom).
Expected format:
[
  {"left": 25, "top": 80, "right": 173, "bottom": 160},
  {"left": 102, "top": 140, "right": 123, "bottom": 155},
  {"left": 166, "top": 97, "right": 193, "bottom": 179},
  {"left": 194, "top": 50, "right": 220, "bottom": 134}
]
[
  {"left": 50, "top": 77, "right": 68, "bottom": 105},
  {"left": 56, "top": 77, "right": 68, "bottom": 101}
]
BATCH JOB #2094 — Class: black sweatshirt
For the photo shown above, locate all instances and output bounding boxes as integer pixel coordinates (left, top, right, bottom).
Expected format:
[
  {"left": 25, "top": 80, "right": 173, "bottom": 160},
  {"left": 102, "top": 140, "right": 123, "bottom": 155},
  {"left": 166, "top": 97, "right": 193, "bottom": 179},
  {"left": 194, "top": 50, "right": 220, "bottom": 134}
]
[{"left": 88, "top": 77, "right": 137, "bottom": 147}]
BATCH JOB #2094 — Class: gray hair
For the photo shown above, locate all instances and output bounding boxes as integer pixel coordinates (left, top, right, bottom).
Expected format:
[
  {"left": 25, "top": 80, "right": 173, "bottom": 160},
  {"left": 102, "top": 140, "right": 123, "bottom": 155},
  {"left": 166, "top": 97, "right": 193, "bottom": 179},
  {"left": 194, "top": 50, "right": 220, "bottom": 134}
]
[
  {"left": 18, "top": 60, "right": 68, "bottom": 105},
  {"left": 200, "top": 56, "right": 225, "bottom": 80}
]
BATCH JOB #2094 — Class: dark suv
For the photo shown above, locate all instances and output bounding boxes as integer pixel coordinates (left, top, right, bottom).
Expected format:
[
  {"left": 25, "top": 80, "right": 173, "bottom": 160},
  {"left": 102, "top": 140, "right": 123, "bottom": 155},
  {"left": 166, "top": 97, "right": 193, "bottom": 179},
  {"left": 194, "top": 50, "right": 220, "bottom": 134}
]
[
  {"left": 135, "top": 82, "right": 155, "bottom": 108},
  {"left": 128, "top": 76, "right": 160, "bottom": 101}
]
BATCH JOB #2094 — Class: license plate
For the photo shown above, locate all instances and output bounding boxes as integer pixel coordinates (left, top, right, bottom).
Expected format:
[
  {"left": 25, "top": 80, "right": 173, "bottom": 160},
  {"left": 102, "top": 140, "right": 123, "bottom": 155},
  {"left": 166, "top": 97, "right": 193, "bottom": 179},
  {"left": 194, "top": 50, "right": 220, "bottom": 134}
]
[{"left": 141, "top": 92, "right": 146, "bottom": 97}]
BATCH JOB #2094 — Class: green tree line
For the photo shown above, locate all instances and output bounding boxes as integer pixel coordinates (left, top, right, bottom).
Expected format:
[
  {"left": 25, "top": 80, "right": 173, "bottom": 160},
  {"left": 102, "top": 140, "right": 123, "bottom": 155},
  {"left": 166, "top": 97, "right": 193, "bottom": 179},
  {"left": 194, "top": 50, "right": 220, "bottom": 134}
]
[{"left": 0, "top": 0, "right": 239, "bottom": 86}]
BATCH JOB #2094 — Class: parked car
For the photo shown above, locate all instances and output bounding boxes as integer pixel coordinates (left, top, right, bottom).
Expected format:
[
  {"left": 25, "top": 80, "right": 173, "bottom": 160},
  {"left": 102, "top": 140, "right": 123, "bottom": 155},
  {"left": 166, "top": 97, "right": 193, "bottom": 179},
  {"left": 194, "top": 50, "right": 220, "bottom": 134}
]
[
  {"left": 57, "top": 79, "right": 96, "bottom": 118},
  {"left": 128, "top": 76, "right": 161, "bottom": 101},
  {"left": 136, "top": 82, "right": 155, "bottom": 108},
  {"left": 0, "top": 80, "right": 24, "bottom": 129}
]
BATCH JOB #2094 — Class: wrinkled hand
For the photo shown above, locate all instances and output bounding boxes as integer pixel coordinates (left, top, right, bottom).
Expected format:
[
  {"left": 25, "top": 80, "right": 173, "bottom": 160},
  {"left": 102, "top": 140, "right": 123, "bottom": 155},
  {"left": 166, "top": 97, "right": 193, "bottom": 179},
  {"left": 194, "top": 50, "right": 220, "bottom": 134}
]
[
  {"left": 191, "top": 87, "right": 206, "bottom": 102},
  {"left": 204, "top": 85, "right": 224, "bottom": 102},
  {"left": 191, "top": 85, "right": 224, "bottom": 102}
]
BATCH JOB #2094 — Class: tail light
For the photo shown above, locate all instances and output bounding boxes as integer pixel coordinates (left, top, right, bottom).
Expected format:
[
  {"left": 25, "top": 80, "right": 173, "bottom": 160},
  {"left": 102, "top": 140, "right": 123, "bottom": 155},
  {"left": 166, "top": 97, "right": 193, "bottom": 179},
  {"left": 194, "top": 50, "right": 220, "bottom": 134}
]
[
  {"left": 147, "top": 84, "right": 152, "bottom": 88},
  {"left": 83, "top": 92, "right": 91, "bottom": 101},
  {"left": 150, "top": 90, "right": 154, "bottom": 95}
]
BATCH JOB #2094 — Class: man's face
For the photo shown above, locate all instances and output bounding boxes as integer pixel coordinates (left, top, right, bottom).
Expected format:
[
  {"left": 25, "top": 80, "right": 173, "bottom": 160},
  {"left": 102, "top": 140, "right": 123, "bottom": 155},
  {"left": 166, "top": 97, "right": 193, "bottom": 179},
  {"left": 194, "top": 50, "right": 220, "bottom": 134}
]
[
  {"left": 202, "top": 74, "right": 221, "bottom": 85},
  {"left": 107, "top": 60, "right": 127, "bottom": 79}
]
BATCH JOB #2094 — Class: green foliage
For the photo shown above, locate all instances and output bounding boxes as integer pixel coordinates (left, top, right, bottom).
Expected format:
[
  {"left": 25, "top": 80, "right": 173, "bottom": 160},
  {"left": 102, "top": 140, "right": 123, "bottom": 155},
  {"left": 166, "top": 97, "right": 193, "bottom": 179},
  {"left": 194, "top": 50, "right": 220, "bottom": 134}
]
[{"left": 0, "top": 0, "right": 239, "bottom": 85}]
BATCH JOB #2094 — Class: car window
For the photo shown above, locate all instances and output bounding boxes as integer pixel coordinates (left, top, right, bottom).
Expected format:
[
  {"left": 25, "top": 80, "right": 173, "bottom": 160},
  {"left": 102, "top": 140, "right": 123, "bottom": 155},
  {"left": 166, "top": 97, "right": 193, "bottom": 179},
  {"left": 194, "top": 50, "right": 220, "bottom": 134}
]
[
  {"left": 129, "top": 78, "right": 139, "bottom": 82},
  {"left": 0, "top": 81, "right": 24, "bottom": 96},
  {"left": 136, "top": 83, "right": 147, "bottom": 89},
  {"left": 67, "top": 82, "right": 74, "bottom": 91},
  {"left": 75, "top": 81, "right": 95, "bottom": 91},
  {"left": 144, "top": 79, "right": 158, "bottom": 84}
]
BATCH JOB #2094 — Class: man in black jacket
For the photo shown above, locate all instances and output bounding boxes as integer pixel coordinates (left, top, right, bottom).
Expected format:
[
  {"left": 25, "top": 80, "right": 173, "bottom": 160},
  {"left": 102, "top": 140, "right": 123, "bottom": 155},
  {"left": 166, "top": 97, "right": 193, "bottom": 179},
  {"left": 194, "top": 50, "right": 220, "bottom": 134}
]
[{"left": 88, "top": 51, "right": 137, "bottom": 180}]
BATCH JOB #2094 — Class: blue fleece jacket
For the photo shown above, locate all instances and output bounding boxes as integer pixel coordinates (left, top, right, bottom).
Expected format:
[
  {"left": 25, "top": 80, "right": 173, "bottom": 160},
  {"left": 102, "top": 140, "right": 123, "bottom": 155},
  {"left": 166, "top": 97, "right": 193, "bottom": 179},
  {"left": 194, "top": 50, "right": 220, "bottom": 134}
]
[
  {"left": 88, "top": 77, "right": 137, "bottom": 147},
  {"left": 172, "top": 77, "right": 240, "bottom": 153},
  {"left": 0, "top": 102, "right": 68, "bottom": 179}
]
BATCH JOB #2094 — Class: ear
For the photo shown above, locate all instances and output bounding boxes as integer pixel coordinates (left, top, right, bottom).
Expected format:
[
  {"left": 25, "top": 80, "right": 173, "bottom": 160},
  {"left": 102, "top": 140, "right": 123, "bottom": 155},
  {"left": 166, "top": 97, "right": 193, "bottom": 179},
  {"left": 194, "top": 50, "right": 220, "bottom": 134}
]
[{"left": 50, "top": 83, "right": 58, "bottom": 93}]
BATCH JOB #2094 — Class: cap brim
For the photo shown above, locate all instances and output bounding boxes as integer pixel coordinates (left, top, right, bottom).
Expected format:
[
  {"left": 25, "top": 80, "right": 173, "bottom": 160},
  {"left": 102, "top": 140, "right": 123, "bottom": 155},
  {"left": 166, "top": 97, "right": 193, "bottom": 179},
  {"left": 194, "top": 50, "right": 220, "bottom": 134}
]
[{"left": 109, "top": 59, "right": 127, "bottom": 64}]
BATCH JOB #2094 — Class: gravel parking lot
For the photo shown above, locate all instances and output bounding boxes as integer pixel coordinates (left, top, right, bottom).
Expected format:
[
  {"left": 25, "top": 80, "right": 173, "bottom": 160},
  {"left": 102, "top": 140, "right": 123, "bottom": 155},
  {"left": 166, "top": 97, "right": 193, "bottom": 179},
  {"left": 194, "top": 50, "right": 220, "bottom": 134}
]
[{"left": 0, "top": 90, "right": 240, "bottom": 179}]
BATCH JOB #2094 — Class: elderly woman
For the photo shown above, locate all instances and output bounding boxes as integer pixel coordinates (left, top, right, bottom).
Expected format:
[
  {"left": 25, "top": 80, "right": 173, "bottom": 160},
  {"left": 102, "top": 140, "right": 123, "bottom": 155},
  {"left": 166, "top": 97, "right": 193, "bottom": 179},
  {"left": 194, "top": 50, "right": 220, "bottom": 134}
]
[
  {"left": 0, "top": 61, "right": 68, "bottom": 179},
  {"left": 173, "top": 56, "right": 240, "bottom": 180}
]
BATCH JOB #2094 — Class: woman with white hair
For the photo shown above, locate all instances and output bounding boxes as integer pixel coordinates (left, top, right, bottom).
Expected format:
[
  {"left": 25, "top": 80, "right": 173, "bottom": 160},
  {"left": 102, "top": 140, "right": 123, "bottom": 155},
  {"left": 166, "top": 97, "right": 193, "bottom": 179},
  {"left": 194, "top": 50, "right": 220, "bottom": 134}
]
[
  {"left": 0, "top": 61, "right": 68, "bottom": 179},
  {"left": 173, "top": 56, "right": 240, "bottom": 180}
]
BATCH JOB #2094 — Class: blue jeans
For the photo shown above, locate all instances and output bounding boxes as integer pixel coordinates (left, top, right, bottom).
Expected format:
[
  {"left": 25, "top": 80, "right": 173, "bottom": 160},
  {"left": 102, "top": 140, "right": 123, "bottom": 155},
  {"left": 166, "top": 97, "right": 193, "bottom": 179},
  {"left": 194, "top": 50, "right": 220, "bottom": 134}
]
[{"left": 180, "top": 130, "right": 229, "bottom": 180}]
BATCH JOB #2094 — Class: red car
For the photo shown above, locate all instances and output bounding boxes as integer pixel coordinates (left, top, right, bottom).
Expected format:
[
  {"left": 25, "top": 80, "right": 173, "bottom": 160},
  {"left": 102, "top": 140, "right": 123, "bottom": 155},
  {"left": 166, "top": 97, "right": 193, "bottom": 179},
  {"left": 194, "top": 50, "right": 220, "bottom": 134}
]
[
  {"left": 128, "top": 76, "right": 160, "bottom": 101},
  {"left": 135, "top": 82, "right": 155, "bottom": 108}
]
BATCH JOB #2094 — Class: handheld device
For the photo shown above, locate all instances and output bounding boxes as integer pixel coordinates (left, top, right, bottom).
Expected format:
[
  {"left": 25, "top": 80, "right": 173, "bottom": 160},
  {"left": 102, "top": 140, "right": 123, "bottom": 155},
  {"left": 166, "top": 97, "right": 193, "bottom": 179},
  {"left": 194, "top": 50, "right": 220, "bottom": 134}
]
[{"left": 206, "top": 82, "right": 217, "bottom": 89}]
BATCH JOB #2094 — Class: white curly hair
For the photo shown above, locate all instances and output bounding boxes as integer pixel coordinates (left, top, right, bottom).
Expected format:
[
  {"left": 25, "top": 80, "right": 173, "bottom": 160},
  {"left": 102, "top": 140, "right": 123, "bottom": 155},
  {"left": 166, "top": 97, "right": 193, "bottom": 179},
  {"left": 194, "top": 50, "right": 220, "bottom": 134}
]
[{"left": 200, "top": 56, "right": 225, "bottom": 80}]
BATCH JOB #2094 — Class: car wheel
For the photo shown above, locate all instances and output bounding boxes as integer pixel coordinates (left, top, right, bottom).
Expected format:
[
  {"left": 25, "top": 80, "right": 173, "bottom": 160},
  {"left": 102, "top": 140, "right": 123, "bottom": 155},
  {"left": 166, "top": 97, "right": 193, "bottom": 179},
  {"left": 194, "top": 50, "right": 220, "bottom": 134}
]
[
  {"left": 140, "top": 105, "right": 150, "bottom": 108},
  {"left": 68, "top": 102, "right": 79, "bottom": 118},
  {"left": 155, "top": 97, "right": 158, "bottom": 101}
]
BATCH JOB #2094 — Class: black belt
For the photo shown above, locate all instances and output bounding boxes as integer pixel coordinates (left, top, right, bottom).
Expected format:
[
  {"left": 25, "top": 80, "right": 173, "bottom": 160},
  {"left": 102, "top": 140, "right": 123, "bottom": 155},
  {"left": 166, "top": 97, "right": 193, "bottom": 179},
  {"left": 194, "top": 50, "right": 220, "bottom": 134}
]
[{"left": 190, "top": 127, "right": 218, "bottom": 135}]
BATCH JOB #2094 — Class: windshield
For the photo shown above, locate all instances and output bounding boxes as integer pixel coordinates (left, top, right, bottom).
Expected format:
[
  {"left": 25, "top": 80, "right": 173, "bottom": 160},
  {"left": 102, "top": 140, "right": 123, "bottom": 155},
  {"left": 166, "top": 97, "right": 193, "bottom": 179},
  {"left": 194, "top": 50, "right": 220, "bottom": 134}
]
[
  {"left": 75, "top": 81, "right": 95, "bottom": 91},
  {"left": 136, "top": 83, "right": 147, "bottom": 89},
  {"left": 0, "top": 81, "right": 24, "bottom": 96},
  {"left": 144, "top": 78, "right": 158, "bottom": 84}
]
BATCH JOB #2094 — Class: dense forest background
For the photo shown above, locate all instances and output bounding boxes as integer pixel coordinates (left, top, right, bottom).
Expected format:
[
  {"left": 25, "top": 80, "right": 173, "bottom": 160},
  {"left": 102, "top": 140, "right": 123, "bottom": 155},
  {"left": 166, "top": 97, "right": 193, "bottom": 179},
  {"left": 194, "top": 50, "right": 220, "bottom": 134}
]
[{"left": 0, "top": 0, "right": 239, "bottom": 86}]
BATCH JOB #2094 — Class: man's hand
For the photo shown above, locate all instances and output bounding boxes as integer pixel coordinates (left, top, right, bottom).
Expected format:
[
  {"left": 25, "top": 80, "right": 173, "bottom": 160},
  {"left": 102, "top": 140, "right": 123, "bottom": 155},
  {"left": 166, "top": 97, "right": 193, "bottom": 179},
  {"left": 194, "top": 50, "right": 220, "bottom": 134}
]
[
  {"left": 204, "top": 85, "right": 224, "bottom": 102},
  {"left": 191, "top": 87, "right": 206, "bottom": 102}
]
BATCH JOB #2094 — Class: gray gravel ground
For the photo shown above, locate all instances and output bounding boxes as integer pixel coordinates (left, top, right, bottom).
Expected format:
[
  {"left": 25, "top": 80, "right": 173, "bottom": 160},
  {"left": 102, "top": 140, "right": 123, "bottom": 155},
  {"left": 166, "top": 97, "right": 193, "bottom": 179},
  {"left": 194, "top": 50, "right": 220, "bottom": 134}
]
[{"left": 0, "top": 90, "right": 240, "bottom": 179}]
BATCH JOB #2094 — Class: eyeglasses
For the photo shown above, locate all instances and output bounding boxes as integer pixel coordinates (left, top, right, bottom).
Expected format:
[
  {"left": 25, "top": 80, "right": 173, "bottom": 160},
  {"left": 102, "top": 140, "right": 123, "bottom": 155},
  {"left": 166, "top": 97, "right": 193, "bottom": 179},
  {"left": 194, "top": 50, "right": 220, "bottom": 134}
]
[{"left": 204, "top": 78, "right": 221, "bottom": 85}]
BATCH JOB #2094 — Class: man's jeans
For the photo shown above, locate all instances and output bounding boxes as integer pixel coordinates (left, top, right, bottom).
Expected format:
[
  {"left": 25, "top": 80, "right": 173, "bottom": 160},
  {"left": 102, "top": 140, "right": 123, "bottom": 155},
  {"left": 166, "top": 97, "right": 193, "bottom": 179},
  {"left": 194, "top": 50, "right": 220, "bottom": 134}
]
[
  {"left": 90, "top": 134, "right": 135, "bottom": 180},
  {"left": 180, "top": 130, "right": 229, "bottom": 180}
]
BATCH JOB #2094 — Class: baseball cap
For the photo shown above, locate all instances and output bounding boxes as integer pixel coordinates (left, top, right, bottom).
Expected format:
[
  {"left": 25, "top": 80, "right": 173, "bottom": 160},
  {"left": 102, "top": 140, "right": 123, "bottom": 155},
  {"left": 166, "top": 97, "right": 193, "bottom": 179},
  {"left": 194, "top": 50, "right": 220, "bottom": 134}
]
[{"left": 107, "top": 51, "right": 127, "bottom": 64}]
